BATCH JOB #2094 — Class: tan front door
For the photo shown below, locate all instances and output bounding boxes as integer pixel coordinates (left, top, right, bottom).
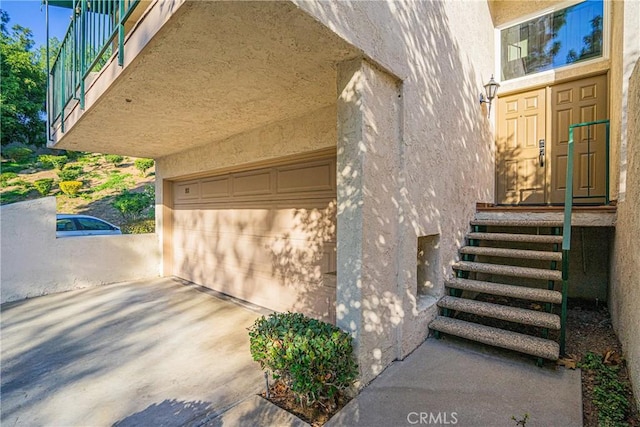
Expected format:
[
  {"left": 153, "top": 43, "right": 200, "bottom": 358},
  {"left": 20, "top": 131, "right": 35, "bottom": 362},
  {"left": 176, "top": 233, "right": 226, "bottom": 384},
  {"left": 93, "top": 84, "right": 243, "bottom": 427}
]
[
  {"left": 496, "top": 88, "right": 546, "bottom": 204},
  {"left": 549, "top": 74, "right": 608, "bottom": 204},
  {"left": 496, "top": 74, "right": 608, "bottom": 205}
]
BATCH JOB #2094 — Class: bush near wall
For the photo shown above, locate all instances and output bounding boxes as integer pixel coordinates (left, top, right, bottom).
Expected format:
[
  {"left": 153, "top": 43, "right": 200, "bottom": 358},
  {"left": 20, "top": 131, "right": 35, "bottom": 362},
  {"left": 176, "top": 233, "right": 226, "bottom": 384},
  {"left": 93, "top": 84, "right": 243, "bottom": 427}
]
[
  {"left": 121, "top": 219, "right": 155, "bottom": 234},
  {"left": 248, "top": 312, "right": 358, "bottom": 410}
]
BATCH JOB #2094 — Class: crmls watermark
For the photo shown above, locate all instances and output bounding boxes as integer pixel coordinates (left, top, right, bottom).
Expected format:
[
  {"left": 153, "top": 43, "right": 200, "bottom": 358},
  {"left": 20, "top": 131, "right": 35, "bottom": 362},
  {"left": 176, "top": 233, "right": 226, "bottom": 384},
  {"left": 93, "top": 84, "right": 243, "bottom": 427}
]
[{"left": 407, "top": 411, "right": 458, "bottom": 425}]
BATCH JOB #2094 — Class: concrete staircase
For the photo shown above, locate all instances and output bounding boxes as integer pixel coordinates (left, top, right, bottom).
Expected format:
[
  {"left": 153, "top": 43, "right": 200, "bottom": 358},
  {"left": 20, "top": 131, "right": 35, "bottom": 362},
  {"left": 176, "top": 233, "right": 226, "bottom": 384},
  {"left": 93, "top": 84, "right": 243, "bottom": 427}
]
[{"left": 430, "top": 217, "right": 566, "bottom": 360}]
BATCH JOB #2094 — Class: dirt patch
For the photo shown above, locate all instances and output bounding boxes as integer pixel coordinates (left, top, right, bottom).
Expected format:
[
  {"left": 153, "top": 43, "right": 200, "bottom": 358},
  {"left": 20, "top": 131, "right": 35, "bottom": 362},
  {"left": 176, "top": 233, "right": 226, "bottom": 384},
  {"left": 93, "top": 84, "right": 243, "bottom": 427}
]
[
  {"left": 260, "top": 380, "right": 351, "bottom": 426},
  {"left": 564, "top": 301, "right": 639, "bottom": 427}
]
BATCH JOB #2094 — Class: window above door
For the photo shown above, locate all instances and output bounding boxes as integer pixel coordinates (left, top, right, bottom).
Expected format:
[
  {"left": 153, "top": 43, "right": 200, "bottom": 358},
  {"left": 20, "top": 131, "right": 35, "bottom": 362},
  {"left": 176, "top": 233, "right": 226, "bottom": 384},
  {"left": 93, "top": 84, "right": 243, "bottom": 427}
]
[{"left": 500, "top": 0, "right": 605, "bottom": 81}]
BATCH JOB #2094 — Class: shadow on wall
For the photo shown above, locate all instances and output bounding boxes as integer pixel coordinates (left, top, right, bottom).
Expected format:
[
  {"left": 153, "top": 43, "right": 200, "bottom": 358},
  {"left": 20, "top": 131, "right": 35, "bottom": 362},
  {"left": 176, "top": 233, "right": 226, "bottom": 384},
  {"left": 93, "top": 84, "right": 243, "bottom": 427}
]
[
  {"left": 299, "top": 0, "right": 495, "bottom": 378},
  {"left": 173, "top": 199, "right": 337, "bottom": 323}
]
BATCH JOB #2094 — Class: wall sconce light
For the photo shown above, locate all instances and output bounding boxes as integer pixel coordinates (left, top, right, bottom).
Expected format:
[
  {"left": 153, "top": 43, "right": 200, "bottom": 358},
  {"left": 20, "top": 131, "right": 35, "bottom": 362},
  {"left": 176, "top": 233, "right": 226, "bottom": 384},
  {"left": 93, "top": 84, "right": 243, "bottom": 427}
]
[{"left": 479, "top": 75, "right": 500, "bottom": 117}]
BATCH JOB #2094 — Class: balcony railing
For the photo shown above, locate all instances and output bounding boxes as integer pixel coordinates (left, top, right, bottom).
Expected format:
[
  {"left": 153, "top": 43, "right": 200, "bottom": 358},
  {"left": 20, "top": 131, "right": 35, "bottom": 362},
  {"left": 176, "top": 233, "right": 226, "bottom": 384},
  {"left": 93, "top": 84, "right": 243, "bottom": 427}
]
[{"left": 47, "top": 0, "right": 140, "bottom": 138}]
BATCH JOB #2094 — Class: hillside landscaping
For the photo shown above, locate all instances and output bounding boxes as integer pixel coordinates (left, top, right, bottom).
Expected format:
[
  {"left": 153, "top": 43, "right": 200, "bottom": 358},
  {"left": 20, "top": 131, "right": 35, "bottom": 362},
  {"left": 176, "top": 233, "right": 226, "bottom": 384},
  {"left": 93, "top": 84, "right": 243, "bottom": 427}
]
[{"left": 1, "top": 147, "right": 155, "bottom": 233}]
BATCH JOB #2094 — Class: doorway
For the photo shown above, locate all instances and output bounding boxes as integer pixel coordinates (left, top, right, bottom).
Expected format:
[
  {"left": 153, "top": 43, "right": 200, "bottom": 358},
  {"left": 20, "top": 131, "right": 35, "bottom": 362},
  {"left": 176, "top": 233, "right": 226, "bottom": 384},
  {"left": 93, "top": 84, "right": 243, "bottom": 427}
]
[{"left": 496, "top": 74, "right": 608, "bottom": 205}]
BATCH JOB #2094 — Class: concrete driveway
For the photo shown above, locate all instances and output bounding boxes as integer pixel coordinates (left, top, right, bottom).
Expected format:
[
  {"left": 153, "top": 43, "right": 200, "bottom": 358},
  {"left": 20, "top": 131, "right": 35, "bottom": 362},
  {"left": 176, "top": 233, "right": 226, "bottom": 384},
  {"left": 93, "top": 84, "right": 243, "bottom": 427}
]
[{"left": 1, "top": 278, "right": 269, "bottom": 426}]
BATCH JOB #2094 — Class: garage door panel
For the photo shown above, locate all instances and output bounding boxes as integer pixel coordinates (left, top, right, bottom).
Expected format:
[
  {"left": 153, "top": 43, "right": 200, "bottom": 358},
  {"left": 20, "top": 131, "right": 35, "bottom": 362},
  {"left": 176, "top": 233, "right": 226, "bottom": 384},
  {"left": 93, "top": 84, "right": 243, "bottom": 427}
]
[{"left": 172, "top": 157, "right": 337, "bottom": 321}]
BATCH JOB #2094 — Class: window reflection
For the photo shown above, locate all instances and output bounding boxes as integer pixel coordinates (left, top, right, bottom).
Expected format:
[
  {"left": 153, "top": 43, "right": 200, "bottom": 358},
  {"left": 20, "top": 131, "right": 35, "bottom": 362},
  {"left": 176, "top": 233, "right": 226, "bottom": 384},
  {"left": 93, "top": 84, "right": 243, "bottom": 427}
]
[{"left": 501, "top": 0, "right": 603, "bottom": 80}]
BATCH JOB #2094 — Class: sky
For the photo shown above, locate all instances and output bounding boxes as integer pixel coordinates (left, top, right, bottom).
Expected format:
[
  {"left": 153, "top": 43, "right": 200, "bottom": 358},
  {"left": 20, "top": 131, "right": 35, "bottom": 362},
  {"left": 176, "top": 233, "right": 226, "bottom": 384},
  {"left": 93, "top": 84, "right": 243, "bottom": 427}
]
[{"left": 1, "top": 0, "right": 70, "bottom": 48}]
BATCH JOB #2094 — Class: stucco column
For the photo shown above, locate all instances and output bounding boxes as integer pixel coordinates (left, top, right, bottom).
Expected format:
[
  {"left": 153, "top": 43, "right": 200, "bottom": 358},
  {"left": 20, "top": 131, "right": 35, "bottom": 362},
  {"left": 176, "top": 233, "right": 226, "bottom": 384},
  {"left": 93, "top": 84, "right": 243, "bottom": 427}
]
[{"left": 336, "top": 58, "right": 403, "bottom": 385}]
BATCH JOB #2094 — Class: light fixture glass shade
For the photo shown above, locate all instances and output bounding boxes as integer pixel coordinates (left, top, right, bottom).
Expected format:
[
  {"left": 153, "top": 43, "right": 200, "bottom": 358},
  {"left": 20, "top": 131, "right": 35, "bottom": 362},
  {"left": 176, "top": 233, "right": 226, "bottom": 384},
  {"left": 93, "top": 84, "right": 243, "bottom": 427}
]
[{"left": 484, "top": 75, "right": 500, "bottom": 101}]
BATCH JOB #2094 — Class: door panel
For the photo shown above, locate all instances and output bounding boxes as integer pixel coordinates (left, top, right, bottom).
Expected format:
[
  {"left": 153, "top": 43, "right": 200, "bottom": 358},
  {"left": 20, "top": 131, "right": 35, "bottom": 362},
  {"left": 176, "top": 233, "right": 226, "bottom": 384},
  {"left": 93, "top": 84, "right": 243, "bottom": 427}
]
[
  {"left": 496, "top": 74, "right": 608, "bottom": 205},
  {"left": 497, "top": 88, "right": 546, "bottom": 204},
  {"left": 549, "top": 74, "right": 608, "bottom": 204}
]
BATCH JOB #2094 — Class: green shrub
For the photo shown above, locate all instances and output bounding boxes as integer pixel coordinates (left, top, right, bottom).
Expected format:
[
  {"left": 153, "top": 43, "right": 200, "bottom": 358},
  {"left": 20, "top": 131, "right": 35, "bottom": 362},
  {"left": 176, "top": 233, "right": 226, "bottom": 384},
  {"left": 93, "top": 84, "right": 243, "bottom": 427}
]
[
  {"left": 92, "top": 172, "right": 133, "bottom": 192},
  {"left": 105, "top": 154, "right": 124, "bottom": 165},
  {"left": 33, "top": 178, "right": 54, "bottom": 196},
  {"left": 38, "top": 154, "right": 68, "bottom": 170},
  {"left": 121, "top": 219, "right": 155, "bottom": 234},
  {"left": 59, "top": 180, "right": 83, "bottom": 197},
  {"left": 0, "top": 172, "right": 18, "bottom": 187},
  {"left": 112, "top": 188, "right": 154, "bottom": 221},
  {"left": 134, "top": 158, "right": 154, "bottom": 176},
  {"left": 248, "top": 312, "right": 358, "bottom": 410},
  {"left": 3, "top": 147, "right": 33, "bottom": 163},
  {"left": 57, "top": 165, "right": 83, "bottom": 181}
]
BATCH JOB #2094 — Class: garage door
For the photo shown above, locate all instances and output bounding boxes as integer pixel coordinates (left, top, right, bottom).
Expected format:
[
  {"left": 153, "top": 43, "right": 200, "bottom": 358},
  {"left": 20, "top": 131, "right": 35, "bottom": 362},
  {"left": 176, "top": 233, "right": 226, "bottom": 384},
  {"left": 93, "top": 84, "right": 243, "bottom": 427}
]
[{"left": 172, "top": 157, "right": 337, "bottom": 322}]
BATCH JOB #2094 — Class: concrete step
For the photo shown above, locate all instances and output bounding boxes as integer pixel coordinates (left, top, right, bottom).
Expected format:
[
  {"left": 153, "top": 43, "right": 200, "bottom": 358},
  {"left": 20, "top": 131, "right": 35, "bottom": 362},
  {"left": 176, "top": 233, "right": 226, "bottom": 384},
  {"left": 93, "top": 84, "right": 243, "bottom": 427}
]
[
  {"left": 445, "top": 278, "right": 562, "bottom": 304},
  {"left": 430, "top": 316, "right": 560, "bottom": 360},
  {"left": 460, "top": 246, "right": 562, "bottom": 261},
  {"left": 467, "top": 232, "right": 563, "bottom": 244},
  {"left": 471, "top": 219, "right": 564, "bottom": 228},
  {"left": 453, "top": 261, "right": 562, "bottom": 281},
  {"left": 438, "top": 296, "right": 560, "bottom": 329}
]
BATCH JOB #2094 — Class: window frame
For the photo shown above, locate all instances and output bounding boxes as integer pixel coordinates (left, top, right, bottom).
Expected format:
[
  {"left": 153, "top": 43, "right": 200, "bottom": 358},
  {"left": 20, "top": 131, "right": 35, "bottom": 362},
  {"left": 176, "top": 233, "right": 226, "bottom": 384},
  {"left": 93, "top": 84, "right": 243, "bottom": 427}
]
[{"left": 494, "top": 0, "right": 610, "bottom": 84}]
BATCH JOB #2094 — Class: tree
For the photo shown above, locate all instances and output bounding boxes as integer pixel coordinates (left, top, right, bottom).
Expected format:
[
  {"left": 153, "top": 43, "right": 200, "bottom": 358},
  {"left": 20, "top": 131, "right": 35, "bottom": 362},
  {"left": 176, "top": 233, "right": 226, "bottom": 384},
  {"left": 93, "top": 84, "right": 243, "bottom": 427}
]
[
  {"left": 0, "top": 10, "right": 46, "bottom": 146},
  {"left": 566, "top": 15, "right": 603, "bottom": 64}
]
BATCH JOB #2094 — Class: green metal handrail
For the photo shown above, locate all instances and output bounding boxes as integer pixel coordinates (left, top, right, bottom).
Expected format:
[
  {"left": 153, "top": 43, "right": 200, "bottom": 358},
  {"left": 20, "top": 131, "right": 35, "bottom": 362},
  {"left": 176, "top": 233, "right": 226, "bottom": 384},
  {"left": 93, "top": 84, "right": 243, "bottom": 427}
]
[
  {"left": 560, "top": 119, "right": 610, "bottom": 354},
  {"left": 47, "top": 0, "right": 140, "bottom": 137}
]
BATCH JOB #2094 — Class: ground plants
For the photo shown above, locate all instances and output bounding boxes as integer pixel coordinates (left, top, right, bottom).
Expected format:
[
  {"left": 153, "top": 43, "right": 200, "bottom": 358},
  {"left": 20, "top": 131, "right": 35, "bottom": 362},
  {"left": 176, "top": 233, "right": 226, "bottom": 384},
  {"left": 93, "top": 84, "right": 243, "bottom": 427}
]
[
  {"left": 121, "top": 219, "right": 155, "bottom": 234},
  {"left": 33, "top": 178, "right": 54, "bottom": 196},
  {"left": 248, "top": 312, "right": 358, "bottom": 413},
  {"left": 0, "top": 172, "right": 18, "bottom": 187},
  {"left": 38, "top": 154, "right": 68, "bottom": 170},
  {"left": 59, "top": 180, "right": 83, "bottom": 197},
  {"left": 579, "top": 352, "right": 631, "bottom": 426},
  {"left": 134, "top": 158, "right": 154, "bottom": 176},
  {"left": 104, "top": 154, "right": 124, "bottom": 165},
  {"left": 91, "top": 171, "right": 134, "bottom": 193},
  {"left": 2, "top": 147, "right": 33, "bottom": 163},
  {"left": 57, "top": 165, "right": 83, "bottom": 181}
]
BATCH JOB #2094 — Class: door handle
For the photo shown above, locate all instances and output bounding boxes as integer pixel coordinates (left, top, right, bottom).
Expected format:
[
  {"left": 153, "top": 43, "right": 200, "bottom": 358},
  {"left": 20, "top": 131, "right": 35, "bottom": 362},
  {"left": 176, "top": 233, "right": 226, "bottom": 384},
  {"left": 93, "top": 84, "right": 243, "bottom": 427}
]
[{"left": 538, "top": 139, "right": 545, "bottom": 167}]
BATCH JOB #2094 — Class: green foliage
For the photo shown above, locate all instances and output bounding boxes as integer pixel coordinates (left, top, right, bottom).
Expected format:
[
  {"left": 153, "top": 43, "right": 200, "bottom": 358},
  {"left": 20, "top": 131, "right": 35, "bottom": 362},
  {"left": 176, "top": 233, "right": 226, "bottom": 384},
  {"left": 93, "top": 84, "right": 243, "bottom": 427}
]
[
  {"left": 104, "top": 154, "right": 124, "bottom": 165},
  {"left": 57, "top": 164, "right": 83, "bottom": 181},
  {"left": 3, "top": 146, "right": 33, "bottom": 163},
  {"left": 579, "top": 352, "right": 630, "bottom": 426},
  {"left": 38, "top": 154, "right": 68, "bottom": 170},
  {"left": 0, "top": 171, "right": 18, "bottom": 187},
  {"left": 112, "top": 186, "right": 154, "bottom": 221},
  {"left": 33, "top": 178, "right": 53, "bottom": 196},
  {"left": 0, "top": 185, "right": 33, "bottom": 204},
  {"left": 248, "top": 312, "right": 358, "bottom": 410},
  {"left": 134, "top": 158, "right": 154, "bottom": 176},
  {"left": 1, "top": 11, "right": 46, "bottom": 146},
  {"left": 121, "top": 219, "right": 155, "bottom": 234},
  {"left": 59, "top": 180, "right": 83, "bottom": 197},
  {"left": 91, "top": 171, "right": 134, "bottom": 192}
]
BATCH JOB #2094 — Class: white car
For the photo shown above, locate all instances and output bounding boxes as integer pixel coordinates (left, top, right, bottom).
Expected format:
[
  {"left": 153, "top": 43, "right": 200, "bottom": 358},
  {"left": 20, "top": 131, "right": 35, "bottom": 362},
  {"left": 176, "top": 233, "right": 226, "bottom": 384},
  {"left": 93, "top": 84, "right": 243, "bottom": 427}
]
[{"left": 56, "top": 214, "right": 122, "bottom": 237}]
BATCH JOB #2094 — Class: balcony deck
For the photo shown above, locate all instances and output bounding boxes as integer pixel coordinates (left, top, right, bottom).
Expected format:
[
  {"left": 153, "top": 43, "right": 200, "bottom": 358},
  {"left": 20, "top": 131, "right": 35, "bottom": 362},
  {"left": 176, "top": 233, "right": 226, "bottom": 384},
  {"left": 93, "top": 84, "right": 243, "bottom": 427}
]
[{"left": 48, "top": 1, "right": 359, "bottom": 158}]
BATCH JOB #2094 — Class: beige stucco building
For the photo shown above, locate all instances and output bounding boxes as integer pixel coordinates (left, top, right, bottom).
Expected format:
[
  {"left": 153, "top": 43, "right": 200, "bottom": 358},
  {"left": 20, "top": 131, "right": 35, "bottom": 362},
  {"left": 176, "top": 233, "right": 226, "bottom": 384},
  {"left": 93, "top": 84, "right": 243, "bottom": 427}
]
[{"left": 46, "top": 0, "right": 639, "bottom": 399}]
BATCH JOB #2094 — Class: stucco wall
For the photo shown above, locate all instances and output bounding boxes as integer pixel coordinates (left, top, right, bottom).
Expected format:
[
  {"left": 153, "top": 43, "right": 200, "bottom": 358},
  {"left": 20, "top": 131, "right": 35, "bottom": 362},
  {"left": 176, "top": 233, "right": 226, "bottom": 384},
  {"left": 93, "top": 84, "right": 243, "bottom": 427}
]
[
  {"left": 159, "top": 0, "right": 496, "bottom": 385},
  {"left": 298, "top": 0, "right": 496, "bottom": 381},
  {"left": 610, "top": 59, "right": 640, "bottom": 407},
  {"left": 0, "top": 198, "right": 160, "bottom": 304}
]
